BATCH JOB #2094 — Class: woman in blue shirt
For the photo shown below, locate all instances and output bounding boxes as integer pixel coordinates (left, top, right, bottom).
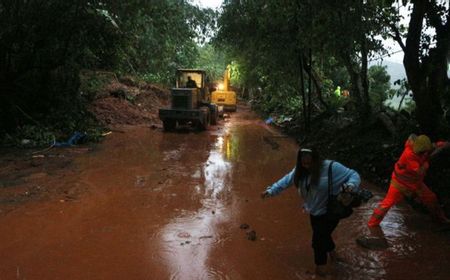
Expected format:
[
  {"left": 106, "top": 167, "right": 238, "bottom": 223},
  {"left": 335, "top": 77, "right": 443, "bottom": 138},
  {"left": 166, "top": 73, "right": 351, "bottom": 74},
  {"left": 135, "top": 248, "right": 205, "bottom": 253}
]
[{"left": 261, "top": 148, "right": 361, "bottom": 277}]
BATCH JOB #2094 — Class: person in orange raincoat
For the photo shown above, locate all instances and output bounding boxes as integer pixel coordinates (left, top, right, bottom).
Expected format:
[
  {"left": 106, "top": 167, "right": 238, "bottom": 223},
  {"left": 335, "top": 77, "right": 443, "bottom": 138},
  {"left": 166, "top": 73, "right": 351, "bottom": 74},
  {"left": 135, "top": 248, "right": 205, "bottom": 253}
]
[{"left": 368, "top": 134, "right": 450, "bottom": 227}]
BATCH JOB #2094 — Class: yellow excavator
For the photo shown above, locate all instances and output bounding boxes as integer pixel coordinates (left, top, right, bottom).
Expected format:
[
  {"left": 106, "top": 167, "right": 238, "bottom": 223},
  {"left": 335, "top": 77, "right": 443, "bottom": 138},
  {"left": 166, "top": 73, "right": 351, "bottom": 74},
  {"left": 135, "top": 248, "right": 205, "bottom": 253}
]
[{"left": 211, "top": 65, "right": 237, "bottom": 112}]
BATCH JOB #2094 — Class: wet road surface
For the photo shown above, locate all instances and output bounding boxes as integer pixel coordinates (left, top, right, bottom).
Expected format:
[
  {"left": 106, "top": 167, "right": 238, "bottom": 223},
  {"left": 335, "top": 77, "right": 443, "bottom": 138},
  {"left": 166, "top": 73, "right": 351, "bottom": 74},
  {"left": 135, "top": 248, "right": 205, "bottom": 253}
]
[{"left": 1, "top": 105, "right": 450, "bottom": 279}]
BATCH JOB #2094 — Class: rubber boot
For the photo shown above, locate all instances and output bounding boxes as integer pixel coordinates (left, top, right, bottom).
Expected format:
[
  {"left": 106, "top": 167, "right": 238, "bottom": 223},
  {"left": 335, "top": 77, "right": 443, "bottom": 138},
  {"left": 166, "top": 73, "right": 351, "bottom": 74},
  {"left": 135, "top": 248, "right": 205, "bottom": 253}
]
[{"left": 367, "top": 207, "right": 387, "bottom": 227}]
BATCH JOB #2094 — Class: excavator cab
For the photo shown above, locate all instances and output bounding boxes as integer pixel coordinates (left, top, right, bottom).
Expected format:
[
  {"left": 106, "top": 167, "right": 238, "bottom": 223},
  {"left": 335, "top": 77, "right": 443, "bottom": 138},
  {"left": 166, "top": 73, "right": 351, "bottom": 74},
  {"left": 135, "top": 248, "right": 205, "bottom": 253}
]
[{"left": 211, "top": 65, "right": 237, "bottom": 112}]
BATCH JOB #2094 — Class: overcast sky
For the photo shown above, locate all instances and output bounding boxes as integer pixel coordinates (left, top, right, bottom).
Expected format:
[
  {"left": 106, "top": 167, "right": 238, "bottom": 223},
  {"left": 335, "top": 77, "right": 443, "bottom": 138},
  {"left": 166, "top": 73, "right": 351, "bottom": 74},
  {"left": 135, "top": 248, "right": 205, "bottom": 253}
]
[{"left": 194, "top": 0, "right": 222, "bottom": 9}]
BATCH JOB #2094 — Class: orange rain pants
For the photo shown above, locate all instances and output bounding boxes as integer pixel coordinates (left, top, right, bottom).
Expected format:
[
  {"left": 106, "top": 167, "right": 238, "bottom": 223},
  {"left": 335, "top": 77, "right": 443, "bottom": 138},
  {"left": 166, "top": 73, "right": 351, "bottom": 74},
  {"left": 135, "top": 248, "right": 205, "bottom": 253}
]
[
  {"left": 368, "top": 138, "right": 449, "bottom": 227},
  {"left": 368, "top": 179, "right": 444, "bottom": 227}
]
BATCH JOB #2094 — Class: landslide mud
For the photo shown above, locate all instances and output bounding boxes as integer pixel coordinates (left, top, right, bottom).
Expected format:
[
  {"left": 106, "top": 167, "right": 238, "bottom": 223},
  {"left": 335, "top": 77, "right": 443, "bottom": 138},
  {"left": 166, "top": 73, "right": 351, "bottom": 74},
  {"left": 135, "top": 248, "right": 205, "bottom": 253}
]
[{"left": 1, "top": 105, "right": 450, "bottom": 280}]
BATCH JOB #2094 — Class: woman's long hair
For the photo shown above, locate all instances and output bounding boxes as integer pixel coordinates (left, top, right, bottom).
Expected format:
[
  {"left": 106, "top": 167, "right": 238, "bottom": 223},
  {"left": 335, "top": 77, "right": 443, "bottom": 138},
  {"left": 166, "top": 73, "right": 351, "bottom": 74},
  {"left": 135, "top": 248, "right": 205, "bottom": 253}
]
[{"left": 293, "top": 147, "right": 323, "bottom": 188}]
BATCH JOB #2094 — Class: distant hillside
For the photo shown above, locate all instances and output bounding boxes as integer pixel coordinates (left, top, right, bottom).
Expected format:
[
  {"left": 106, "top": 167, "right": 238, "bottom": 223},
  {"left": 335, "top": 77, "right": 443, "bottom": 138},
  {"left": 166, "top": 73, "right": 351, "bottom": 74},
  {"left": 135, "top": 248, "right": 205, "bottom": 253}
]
[{"left": 369, "top": 60, "right": 406, "bottom": 88}]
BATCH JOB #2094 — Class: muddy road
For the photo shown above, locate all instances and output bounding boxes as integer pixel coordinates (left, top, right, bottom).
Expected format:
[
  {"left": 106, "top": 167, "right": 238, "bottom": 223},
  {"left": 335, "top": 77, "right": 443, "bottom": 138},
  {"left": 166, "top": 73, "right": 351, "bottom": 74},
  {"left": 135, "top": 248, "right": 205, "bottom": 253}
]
[{"left": 1, "top": 105, "right": 450, "bottom": 280}]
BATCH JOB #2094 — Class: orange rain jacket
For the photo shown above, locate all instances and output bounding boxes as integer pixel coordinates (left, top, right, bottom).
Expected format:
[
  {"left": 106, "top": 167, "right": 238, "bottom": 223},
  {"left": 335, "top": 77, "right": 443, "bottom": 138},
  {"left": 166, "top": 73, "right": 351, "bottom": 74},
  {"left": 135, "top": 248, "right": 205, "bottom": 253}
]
[{"left": 392, "top": 139, "right": 446, "bottom": 193}]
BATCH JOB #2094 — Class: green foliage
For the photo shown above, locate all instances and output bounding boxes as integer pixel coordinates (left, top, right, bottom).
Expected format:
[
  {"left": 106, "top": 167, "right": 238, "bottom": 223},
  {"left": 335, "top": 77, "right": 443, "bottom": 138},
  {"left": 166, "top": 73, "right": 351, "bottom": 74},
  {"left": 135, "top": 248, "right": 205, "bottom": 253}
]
[
  {"left": 320, "top": 58, "right": 351, "bottom": 92},
  {"left": 83, "top": 127, "right": 107, "bottom": 143},
  {"left": 0, "top": 0, "right": 121, "bottom": 136},
  {"left": 79, "top": 71, "right": 116, "bottom": 102},
  {"left": 228, "top": 62, "right": 242, "bottom": 86},
  {"left": 368, "top": 65, "right": 391, "bottom": 110},
  {"left": 0, "top": 0, "right": 216, "bottom": 143},
  {"left": 195, "top": 44, "right": 228, "bottom": 82},
  {"left": 13, "top": 125, "right": 56, "bottom": 148},
  {"left": 381, "top": 1, "right": 449, "bottom": 135},
  {"left": 251, "top": 83, "right": 303, "bottom": 121},
  {"left": 215, "top": 0, "right": 393, "bottom": 123},
  {"left": 321, "top": 79, "right": 336, "bottom": 99},
  {"left": 106, "top": 1, "right": 217, "bottom": 84},
  {"left": 326, "top": 95, "right": 348, "bottom": 111},
  {"left": 385, "top": 79, "right": 416, "bottom": 112}
]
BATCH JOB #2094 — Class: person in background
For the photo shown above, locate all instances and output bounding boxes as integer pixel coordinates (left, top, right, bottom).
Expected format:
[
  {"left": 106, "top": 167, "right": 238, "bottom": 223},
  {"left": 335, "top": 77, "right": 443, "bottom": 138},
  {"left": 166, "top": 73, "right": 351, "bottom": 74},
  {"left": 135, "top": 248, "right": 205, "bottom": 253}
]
[
  {"left": 261, "top": 148, "right": 361, "bottom": 277},
  {"left": 334, "top": 86, "right": 341, "bottom": 97},
  {"left": 368, "top": 134, "right": 450, "bottom": 227},
  {"left": 186, "top": 76, "right": 197, "bottom": 88}
]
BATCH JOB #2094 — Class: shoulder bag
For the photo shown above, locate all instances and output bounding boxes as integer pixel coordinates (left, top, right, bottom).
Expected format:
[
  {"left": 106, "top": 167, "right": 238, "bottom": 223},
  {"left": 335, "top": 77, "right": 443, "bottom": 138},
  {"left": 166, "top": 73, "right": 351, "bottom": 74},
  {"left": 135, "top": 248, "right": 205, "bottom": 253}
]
[{"left": 327, "top": 161, "right": 354, "bottom": 220}]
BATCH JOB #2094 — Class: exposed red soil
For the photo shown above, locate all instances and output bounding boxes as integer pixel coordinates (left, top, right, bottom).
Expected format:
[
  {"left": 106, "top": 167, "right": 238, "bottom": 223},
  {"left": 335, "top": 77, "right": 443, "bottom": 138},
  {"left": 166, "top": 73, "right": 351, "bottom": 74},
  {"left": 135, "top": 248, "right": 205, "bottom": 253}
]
[{"left": 89, "top": 80, "right": 170, "bottom": 127}]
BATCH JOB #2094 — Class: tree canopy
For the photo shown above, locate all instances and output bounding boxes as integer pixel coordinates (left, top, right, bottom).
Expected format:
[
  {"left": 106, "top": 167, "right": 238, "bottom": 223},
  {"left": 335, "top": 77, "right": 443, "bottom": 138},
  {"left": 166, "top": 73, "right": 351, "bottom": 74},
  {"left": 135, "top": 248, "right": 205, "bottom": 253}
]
[
  {"left": 216, "top": 0, "right": 449, "bottom": 136},
  {"left": 1, "top": 0, "right": 449, "bottom": 141},
  {"left": 0, "top": 0, "right": 216, "bottom": 136}
]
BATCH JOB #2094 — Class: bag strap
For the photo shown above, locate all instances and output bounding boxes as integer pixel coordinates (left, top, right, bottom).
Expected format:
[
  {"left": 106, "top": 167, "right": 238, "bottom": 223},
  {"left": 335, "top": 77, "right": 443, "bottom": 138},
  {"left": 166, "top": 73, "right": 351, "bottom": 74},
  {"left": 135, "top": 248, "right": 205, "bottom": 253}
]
[{"left": 328, "top": 161, "right": 335, "bottom": 198}]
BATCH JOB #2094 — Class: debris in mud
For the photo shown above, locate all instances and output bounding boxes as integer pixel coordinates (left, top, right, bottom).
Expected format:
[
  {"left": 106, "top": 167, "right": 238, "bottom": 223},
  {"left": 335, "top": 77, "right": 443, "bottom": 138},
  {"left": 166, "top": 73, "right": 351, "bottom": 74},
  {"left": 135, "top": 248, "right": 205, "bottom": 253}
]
[
  {"left": 240, "top": 223, "right": 250, "bottom": 230},
  {"left": 199, "top": 235, "right": 213, "bottom": 240},
  {"left": 32, "top": 155, "right": 45, "bottom": 158},
  {"left": 64, "top": 195, "right": 77, "bottom": 201},
  {"left": 150, "top": 124, "right": 163, "bottom": 130},
  {"left": 180, "top": 240, "right": 191, "bottom": 246},
  {"left": 135, "top": 176, "right": 148, "bottom": 187},
  {"left": 246, "top": 230, "right": 257, "bottom": 241},
  {"left": 177, "top": 232, "right": 191, "bottom": 238},
  {"left": 240, "top": 223, "right": 257, "bottom": 240},
  {"left": 356, "top": 236, "right": 389, "bottom": 250}
]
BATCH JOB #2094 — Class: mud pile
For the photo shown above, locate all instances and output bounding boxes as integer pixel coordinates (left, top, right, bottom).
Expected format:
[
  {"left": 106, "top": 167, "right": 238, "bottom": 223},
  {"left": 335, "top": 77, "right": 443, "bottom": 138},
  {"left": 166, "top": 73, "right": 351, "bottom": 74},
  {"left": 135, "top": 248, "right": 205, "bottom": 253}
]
[{"left": 89, "top": 77, "right": 170, "bottom": 127}]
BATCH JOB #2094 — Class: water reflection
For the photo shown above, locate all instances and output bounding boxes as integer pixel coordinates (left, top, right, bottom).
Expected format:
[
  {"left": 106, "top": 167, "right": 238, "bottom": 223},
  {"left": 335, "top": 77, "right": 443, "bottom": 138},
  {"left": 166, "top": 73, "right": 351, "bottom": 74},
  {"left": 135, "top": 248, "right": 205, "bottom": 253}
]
[
  {"left": 216, "top": 129, "right": 239, "bottom": 161},
  {"left": 338, "top": 197, "right": 421, "bottom": 279},
  {"left": 159, "top": 128, "right": 234, "bottom": 280}
]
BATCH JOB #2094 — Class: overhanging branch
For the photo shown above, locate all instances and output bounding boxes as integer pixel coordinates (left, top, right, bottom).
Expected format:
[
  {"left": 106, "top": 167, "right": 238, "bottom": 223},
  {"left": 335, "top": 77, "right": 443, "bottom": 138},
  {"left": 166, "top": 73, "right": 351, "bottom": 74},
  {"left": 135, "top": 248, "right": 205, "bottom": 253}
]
[{"left": 389, "top": 23, "right": 406, "bottom": 52}]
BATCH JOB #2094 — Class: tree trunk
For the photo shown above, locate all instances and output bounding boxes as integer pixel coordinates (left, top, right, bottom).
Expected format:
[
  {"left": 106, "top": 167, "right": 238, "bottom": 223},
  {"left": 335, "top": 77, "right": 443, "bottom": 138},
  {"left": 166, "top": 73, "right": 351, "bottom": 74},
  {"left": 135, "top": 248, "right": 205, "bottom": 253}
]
[
  {"left": 360, "top": 36, "right": 371, "bottom": 116},
  {"left": 298, "top": 53, "right": 308, "bottom": 131},
  {"left": 299, "top": 52, "right": 329, "bottom": 111},
  {"left": 400, "top": 0, "right": 448, "bottom": 137},
  {"left": 307, "top": 48, "right": 312, "bottom": 130},
  {"left": 342, "top": 56, "right": 370, "bottom": 121}
]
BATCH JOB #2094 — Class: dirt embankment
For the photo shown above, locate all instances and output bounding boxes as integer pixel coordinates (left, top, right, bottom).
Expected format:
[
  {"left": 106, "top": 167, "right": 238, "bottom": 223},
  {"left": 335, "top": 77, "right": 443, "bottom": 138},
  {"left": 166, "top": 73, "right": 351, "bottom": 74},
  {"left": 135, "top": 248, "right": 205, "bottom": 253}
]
[{"left": 88, "top": 76, "right": 170, "bottom": 127}]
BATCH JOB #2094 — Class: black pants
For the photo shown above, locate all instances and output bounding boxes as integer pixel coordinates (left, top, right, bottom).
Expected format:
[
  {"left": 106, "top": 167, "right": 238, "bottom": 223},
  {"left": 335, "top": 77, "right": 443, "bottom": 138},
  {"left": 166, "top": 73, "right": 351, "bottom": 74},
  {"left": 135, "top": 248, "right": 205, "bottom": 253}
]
[{"left": 310, "top": 213, "right": 340, "bottom": 265}]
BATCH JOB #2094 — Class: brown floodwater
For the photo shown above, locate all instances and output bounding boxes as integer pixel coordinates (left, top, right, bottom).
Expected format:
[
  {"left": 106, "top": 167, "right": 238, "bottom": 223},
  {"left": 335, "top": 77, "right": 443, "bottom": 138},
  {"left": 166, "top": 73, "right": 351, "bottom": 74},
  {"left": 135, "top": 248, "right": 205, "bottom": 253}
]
[{"left": 1, "top": 105, "right": 450, "bottom": 280}]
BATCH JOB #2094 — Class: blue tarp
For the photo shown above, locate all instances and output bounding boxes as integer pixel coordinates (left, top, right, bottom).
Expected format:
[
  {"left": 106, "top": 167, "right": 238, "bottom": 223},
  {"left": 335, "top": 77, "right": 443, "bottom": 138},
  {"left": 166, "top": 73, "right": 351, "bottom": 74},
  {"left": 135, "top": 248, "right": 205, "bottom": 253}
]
[
  {"left": 54, "top": 131, "right": 86, "bottom": 147},
  {"left": 265, "top": 117, "right": 274, "bottom": 124}
]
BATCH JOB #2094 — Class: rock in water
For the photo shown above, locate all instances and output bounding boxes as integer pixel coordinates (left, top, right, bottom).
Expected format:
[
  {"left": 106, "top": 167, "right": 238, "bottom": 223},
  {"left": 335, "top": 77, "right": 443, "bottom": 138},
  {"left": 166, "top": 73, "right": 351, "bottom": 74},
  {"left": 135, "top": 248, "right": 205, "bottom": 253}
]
[
  {"left": 239, "top": 223, "right": 249, "bottom": 230},
  {"left": 356, "top": 236, "right": 389, "bottom": 250},
  {"left": 246, "top": 230, "right": 257, "bottom": 241}
]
